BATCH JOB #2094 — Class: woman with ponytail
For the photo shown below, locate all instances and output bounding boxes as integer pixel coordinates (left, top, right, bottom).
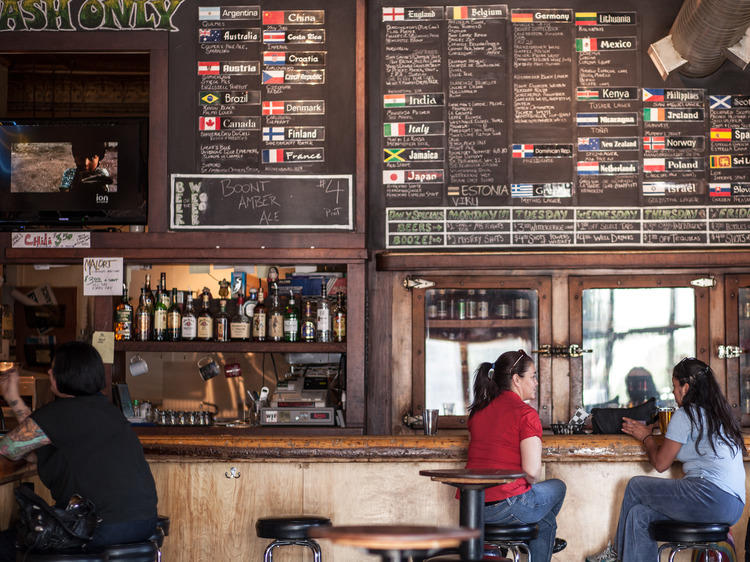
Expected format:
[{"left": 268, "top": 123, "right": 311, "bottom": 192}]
[
  {"left": 466, "top": 349, "right": 566, "bottom": 561},
  {"left": 589, "top": 357, "right": 746, "bottom": 562}
]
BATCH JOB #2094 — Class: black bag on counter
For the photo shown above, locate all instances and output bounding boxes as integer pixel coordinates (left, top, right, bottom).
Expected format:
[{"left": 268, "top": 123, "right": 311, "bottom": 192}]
[
  {"left": 14, "top": 483, "right": 100, "bottom": 553},
  {"left": 591, "top": 397, "right": 658, "bottom": 434}
]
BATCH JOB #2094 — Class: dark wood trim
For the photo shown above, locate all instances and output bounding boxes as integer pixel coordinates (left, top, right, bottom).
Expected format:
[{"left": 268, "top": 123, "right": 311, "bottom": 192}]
[
  {"left": 345, "top": 261, "right": 366, "bottom": 429},
  {"left": 354, "top": 0, "right": 366, "bottom": 237},
  {"left": 116, "top": 341, "right": 346, "bottom": 353},
  {"left": 148, "top": 43, "right": 168, "bottom": 233},
  {"left": 725, "top": 275, "right": 750, "bottom": 422},
  {"left": 377, "top": 250, "right": 750, "bottom": 271},
  {"left": 367, "top": 265, "right": 394, "bottom": 434}
]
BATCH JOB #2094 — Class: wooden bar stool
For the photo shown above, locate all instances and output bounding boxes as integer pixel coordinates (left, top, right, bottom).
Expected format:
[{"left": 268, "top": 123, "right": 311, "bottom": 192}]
[
  {"left": 309, "top": 524, "right": 479, "bottom": 562},
  {"left": 649, "top": 520, "right": 730, "bottom": 562}
]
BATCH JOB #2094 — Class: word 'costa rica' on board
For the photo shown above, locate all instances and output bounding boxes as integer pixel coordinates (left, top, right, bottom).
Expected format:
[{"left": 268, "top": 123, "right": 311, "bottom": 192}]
[{"left": 0, "top": 0, "right": 185, "bottom": 32}]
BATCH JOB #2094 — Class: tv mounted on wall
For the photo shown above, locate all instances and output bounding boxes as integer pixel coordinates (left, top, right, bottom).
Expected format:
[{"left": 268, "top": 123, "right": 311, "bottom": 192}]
[{"left": 0, "top": 119, "right": 148, "bottom": 229}]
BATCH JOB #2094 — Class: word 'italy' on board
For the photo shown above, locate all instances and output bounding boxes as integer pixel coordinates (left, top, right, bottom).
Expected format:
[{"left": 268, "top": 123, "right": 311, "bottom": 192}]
[{"left": 0, "top": 0, "right": 185, "bottom": 32}]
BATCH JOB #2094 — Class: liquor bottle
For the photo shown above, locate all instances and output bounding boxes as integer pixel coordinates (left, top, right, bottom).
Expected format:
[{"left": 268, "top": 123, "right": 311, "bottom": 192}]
[
  {"left": 301, "top": 299, "right": 316, "bottom": 342},
  {"left": 244, "top": 288, "right": 258, "bottom": 320},
  {"left": 268, "top": 287, "right": 284, "bottom": 342},
  {"left": 230, "top": 294, "right": 251, "bottom": 341},
  {"left": 466, "top": 289, "right": 477, "bottom": 320},
  {"left": 181, "top": 290, "right": 197, "bottom": 341},
  {"left": 333, "top": 292, "right": 346, "bottom": 343},
  {"left": 214, "top": 300, "right": 230, "bottom": 342},
  {"left": 114, "top": 283, "right": 133, "bottom": 341},
  {"left": 316, "top": 283, "right": 331, "bottom": 343},
  {"left": 283, "top": 291, "right": 299, "bottom": 342},
  {"left": 143, "top": 273, "right": 154, "bottom": 314},
  {"left": 252, "top": 288, "right": 267, "bottom": 342},
  {"left": 477, "top": 289, "right": 490, "bottom": 319},
  {"left": 158, "top": 272, "right": 170, "bottom": 308},
  {"left": 167, "top": 288, "right": 181, "bottom": 341},
  {"left": 197, "top": 291, "right": 214, "bottom": 341},
  {"left": 134, "top": 287, "right": 151, "bottom": 341},
  {"left": 152, "top": 286, "right": 168, "bottom": 342}
]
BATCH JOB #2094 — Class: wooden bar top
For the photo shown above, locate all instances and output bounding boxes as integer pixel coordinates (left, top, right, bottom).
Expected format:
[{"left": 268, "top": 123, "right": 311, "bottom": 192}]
[
  {"left": 136, "top": 432, "right": 710, "bottom": 462},
  {"left": 0, "top": 457, "right": 36, "bottom": 484}
]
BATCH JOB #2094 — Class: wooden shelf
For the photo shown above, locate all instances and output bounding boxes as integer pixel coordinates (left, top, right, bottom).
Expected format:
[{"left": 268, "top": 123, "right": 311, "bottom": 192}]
[
  {"left": 115, "top": 341, "right": 346, "bottom": 353},
  {"left": 427, "top": 319, "right": 534, "bottom": 329}
]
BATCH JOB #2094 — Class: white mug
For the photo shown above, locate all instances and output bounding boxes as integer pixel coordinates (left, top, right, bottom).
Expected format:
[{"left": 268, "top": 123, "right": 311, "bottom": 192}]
[{"left": 129, "top": 355, "right": 149, "bottom": 377}]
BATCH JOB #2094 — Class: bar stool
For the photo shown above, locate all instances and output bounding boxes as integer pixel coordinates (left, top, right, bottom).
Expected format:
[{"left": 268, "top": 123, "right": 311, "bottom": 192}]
[
  {"left": 149, "top": 515, "right": 170, "bottom": 562},
  {"left": 649, "top": 520, "right": 729, "bottom": 562},
  {"left": 19, "top": 541, "right": 157, "bottom": 561},
  {"left": 484, "top": 522, "right": 539, "bottom": 561},
  {"left": 255, "top": 515, "right": 331, "bottom": 561}
]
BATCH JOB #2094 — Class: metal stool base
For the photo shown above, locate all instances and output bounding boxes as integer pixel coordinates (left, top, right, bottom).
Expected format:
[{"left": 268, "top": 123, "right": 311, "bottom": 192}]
[
  {"left": 485, "top": 539, "right": 531, "bottom": 562},
  {"left": 263, "top": 538, "right": 322, "bottom": 562},
  {"left": 657, "top": 541, "right": 723, "bottom": 562}
]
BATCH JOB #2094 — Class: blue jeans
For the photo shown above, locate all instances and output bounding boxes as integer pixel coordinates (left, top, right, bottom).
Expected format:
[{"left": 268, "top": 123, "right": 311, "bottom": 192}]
[
  {"left": 615, "top": 476, "right": 744, "bottom": 562},
  {"left": 484, "top": 479, "right": 566, "bottom": 562}
]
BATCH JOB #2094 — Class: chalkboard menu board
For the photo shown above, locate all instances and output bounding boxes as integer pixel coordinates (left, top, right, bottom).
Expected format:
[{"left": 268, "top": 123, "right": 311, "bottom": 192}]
[
  {"left": 168, "top": 1, "right": 356, "bottom": 230},
  {"left": 371, "top": 0, "right": 750, "bottom": 248}
]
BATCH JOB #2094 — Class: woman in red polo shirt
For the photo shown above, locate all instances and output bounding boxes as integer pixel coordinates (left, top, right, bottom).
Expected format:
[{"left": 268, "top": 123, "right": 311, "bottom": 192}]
[{"left": 466, "top": 349, "right": 566, "bottom": 561}]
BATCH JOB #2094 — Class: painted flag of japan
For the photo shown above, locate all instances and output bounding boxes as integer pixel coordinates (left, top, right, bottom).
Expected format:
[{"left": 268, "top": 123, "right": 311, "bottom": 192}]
[
  {"left": 709, "top": 183, "right": 732, "bottom": 197},
  {"left": 643, "top": 136, "right": 665, "bottom": 150},
  {"left": 263, "top": 31, "right": 286, "bottom": 43},
  {"left": 577, "top": 161, "right": 599, "bottom": 175},
  {"left": 262, "top": 127, "right": 285, "bottom": 141},
  {"left": 199, "top": 117, "right": 220, "bottom": 131},
  {"left": 511, "top": 144, "right": 534, "bottom": 158},
  {"left": 642, "top": 88, "right": 664, "bottom": 102},
  {"left": 384, "top": 94, "right": 406, "bottom": 107},
  {"left": 263, "top": 11, "right": 285, "bottom": 24},
  {"left": 511, "top": 12, "right": 533, "bottom": 23},
  {"left": 382, "top": 170, "right": 405, "bottom": 184},
  {"left": 262, "top": 101, "right": 285, "bottom": 115},
  {"left": 198, "top": 61, "right": 220, "bottom": 75},
  {"left": 382, "top": 7, "right": 405, "bottom": 21},
  {"left": 451, "top": 6, "right": 468, "bottom": 19},
  {"left": 198, "top": 6, "right": 220, "bottom": 20},
  {"left": 264, "top": 52, "right": 286, "bottom": 65},
  {"left": 643, "top": 108, "right": 665, "bottom": 121},
  {"left": 643, "top": 158, "right": 666, "bottom": 172},
  {"left": 576, "top": 37, "right": 597, "bottom": 52},
  {"left": 262, "top": 70, "right": 285, "bottom": 84},
  {"left": 384, "top": 122, "right": 406, "bottom": 137},
  {"left": 710, "top": 128, "right": 732, "bottom": 142},
  {"left": 262, "top": 149, "right": 285, "bottom": 163}
]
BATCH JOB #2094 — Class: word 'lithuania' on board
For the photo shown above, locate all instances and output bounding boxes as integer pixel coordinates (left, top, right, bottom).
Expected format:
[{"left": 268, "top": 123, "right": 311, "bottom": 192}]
[{"left": 0, "top": 0, "right": 185, "bottom": 32}]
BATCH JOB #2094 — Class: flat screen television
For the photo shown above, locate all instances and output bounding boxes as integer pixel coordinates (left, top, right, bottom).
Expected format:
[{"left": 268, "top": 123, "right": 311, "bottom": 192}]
[{"left": 0, "top": 119, "right": 148, "bottom": 229}]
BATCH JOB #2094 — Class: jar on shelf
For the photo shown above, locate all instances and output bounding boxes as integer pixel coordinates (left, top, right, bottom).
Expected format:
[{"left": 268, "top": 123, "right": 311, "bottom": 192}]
[
  {"left": 495, "top": 302, "right": 511, "bottom": 319},
  {"left": 455, "top": 293, "right": 467, "bottom": 320},
  {"left": 744, "top": 378, "right": 750, "bottom": 414},
  {"left": 477, "top": 290, "right": 489, "bottom": 319},
  {"left": 466, "top": 290, "right": 477, "bottom": 320},
  {"left": 513, "top": 296, "right": 530, "bottom": 319},
  {"left": 436, "top": 290, "right": 448, "bottom": 319},
  {"left": 743, "top": 301, "right": 750, "bottom": 319}
]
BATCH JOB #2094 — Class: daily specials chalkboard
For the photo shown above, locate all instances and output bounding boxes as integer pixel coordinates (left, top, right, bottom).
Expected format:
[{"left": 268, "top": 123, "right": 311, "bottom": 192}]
[
  {"left": 168, "top": 1, "right": 356, "bottom": 230},
  {"left": 170, "top": 174, "right": 352, "bottom": 229},
  {"left": 372, "top": 0, "right": 750, "bottom": 248}
]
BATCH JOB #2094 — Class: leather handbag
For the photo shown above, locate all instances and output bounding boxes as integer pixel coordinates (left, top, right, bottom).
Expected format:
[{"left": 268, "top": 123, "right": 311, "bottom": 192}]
[
  {"left": 14, "top": 483, "right": 101, "bottom": 552},
  {"left": 591, "top": 397, "right": 658, "bottom": 434}
]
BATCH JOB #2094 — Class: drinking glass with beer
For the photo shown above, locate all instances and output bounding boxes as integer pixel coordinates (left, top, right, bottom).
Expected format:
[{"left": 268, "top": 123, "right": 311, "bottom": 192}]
[{"left": 658, "top": 407, "right": 675, "bottom": 435}]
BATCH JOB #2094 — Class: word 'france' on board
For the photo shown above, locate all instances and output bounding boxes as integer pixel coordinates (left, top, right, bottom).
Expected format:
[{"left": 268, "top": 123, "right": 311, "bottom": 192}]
[{"left": 0, "top": 0, "right": 186, "bottom": 32}]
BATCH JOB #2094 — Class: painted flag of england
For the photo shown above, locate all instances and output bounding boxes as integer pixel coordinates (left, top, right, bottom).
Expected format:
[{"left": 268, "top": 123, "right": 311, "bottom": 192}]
[
  {"left": 262, "top": 101, "right": 285, "bottom": 115},
  {"left": 384, "top": 122, "right": 406, "bottom": 137},
  {"left": 643, "top": 158, "right": 666, "bottom": 172},
  {"left": 262, "top": 149, "right": 285, "bottom": 163},
  {"left": 264, "top": 52, "right": 286, "bottom": 65},
  {"left": 263, "top": 11, "right": 285, "bottom": 24},
  {"left": 199, "top": 117, "right": 220, "bottom": 131},
  {"left": 642, "top": 136, "right": 665, "bottom": 150},
  {"left": 198, "top": 61, "right": 220, "bottom": 75},
  {"left": 263, "top": 31, "right": 286, "bottom": 43},
  {"left": 576, "top": 37, "right": 597, "bottom": 52},
  {"left": 709, "top": 183, "right": 732, "bottom": 197},
  {"left": 577, "top": 161, "right": 599, "bottom": 175},
  {"left": 263, "top": 70, "right": 285, "bottom": 84},
  {"left": 382, "top": 170, "right": 405, "bottom": 184},
  {"left": 198, "top": 6, "right": 220, "bottom": 20},
  {"left": 642, "top": 88, "right": 665, "bottom": 102},
  {"left": 382, "top": 7, "right": 405, "bottom": 21},
  {"left": 262, "top": 127, "right": 285, "bottom": 141}
]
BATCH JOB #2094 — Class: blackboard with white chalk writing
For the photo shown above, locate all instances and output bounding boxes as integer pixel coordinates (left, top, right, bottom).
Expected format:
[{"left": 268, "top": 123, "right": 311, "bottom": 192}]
[
  {"left": 170, "top": 174, "right": 352, "bottom": 229},
  {"left": 370, "top": 0, "right": 750, "bottom": 249}
]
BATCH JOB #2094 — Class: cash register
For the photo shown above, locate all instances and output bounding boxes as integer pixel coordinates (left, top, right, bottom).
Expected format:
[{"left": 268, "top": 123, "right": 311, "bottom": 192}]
[{"left": 260, "top": 363, "right": 340, "bottom": 426}]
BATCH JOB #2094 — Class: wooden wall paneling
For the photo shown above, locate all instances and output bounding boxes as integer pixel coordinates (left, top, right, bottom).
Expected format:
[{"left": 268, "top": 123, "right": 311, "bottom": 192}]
[
  {"left": 708, "top": 275, "right": 726, "bottom": 392},
  {"left": 365, "top": 265, "right": 394, "bottom": 434},
  {"left": 346, "top": 261, "right": 366, "bottom": 429},
  {"left": 536, "top": 277, "right": 552, "bottom": 427},
  {"left": 568, "top": 277, "right": 585, "bottom": 420},
  {"left": 725, "top": 275, "right": 750, "bottom": 420},
  {"left": 147, "top": 45, "right": 168, "bottom": 233},
  {"left": 354, "top": 0, "right": 366, "bottom": 238},
  {"left": 551, "top": 273, "right": 571, "bottom": 424},
  {"left": 410, "top": 281, "right": 426, "bottom": 420},
  {"left": 391, "top": 273, "right": 411, "bottom": 434}
]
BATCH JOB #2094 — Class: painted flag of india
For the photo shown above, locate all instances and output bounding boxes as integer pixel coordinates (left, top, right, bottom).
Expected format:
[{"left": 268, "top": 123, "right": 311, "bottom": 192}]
[
  {"left": 643, "top": 108, "right": 665, "bottom": 121},
  {"left": 384, "top": 94, "right": 406, "bottom": 108},
  {"left": 384, "top": 123, "right": 406, "bottom": 137}
]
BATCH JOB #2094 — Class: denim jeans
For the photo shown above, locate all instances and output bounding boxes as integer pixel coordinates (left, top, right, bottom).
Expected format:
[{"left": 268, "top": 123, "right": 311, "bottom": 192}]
[
  {"left": 484, "top": 479, "right": 566, "bottom": 562},
  {"left": 615, "top": 476, "right": 744, "bottom": 562}
]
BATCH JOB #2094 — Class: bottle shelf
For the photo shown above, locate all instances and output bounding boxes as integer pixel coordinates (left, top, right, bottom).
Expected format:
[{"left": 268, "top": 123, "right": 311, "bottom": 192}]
[
  {"left": 426, "top": 319, "right": 535, "bottom": 329},
  {"left": 115, "top": 341, "right": 346, "bottom": 353}
]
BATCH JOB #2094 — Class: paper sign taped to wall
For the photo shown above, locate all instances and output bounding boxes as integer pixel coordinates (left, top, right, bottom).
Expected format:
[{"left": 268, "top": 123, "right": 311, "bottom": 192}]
[
  {"left": 92, "top": 331, "right": 114, "bottom": 364},
  {"left": 83, "top": 257, "right": 123, "bottom": 296}
]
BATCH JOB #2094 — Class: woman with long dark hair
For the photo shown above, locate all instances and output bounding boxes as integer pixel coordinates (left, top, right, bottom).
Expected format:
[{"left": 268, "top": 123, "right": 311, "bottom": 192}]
[
  {"left": 466, "top": 349, "right": 566, "bottom": 561},
  {"left": 588, "top": 357, "right": 746, "bottom": 562}
]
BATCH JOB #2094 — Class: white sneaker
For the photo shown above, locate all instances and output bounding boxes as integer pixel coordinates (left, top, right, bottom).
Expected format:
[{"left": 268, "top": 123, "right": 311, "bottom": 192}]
[{"left": 585, "top": 541, "right": 619, "bottom": 562}]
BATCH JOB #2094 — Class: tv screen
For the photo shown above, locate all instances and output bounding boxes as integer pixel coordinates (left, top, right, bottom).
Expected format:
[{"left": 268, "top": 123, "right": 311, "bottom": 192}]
[{"left": 0, "top": 119, "right": 147, "bottom": 228}]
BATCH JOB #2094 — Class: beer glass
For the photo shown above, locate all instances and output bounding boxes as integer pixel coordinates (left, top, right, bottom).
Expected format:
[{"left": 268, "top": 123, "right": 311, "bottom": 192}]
[{"left": 658, "top": 407, "right": 675, "bottom": 435}]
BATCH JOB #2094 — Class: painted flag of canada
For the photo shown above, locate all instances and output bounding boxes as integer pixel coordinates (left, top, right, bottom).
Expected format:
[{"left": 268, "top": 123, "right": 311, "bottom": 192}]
[{"left": 199, "top": 117, "right": 220, "bottom": 131}]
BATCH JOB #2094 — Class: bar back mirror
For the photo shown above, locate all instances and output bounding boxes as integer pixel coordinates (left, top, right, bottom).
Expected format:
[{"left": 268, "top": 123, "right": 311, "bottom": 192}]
[
  {"left": 423, "top": 288, "right": 539, "bottom": 416},
  {"left": 582, "top": 287, "right": 695, "bottom": 411}
]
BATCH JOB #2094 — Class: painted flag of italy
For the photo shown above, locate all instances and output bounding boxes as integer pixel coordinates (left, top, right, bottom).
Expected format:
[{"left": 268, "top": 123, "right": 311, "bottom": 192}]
[
  {"left": 384, "top": 122, "right": 406, "bottom": 137},
  {"left": 643, "top": 158, "right": 666, "bottom": 172},
  {"left": 576, "top": 38, "right": 597, "bottom": 52},
  {"left": 384, "top": 94, "right": 406, "bottom": 107},
  {"left": 643, "top": 107, "right": 665, "bottom": 121},
  {"left": 199, "top": 6, "right": 220, "bottom": 20},
  {"left": 383, "top": 170, "right": 405, "bottom": 184},
  {"left": 262, "top": 149, "right": 285, "bottom": 163},
  {"left": 575, "top": 12, "right": 597, "bottom": 25}
]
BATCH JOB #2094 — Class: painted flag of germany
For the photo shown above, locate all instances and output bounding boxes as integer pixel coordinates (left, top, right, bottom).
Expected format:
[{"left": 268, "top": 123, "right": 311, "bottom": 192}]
[
  {"left": 710, "top": 128, "right": 732, "bottom": 142},
  {"left": 511, "top": 12, "right": 533, "bottom": 23}
]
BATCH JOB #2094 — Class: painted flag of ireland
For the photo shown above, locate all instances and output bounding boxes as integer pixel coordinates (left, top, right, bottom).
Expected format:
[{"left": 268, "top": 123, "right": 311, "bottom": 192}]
[{"left": 643, "top": 107, "right": 665, "bottom": 121}]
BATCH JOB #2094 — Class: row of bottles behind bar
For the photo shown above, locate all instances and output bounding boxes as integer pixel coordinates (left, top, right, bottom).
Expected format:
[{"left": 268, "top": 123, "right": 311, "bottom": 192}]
[{"left": 114, "top": 273, "right": 346, "bottom": 343}]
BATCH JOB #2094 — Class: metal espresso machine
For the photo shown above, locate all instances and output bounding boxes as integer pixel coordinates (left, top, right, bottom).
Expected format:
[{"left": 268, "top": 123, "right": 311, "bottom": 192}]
[{"left": 259, "top": 362, "right": 342, "bottom": 426}]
